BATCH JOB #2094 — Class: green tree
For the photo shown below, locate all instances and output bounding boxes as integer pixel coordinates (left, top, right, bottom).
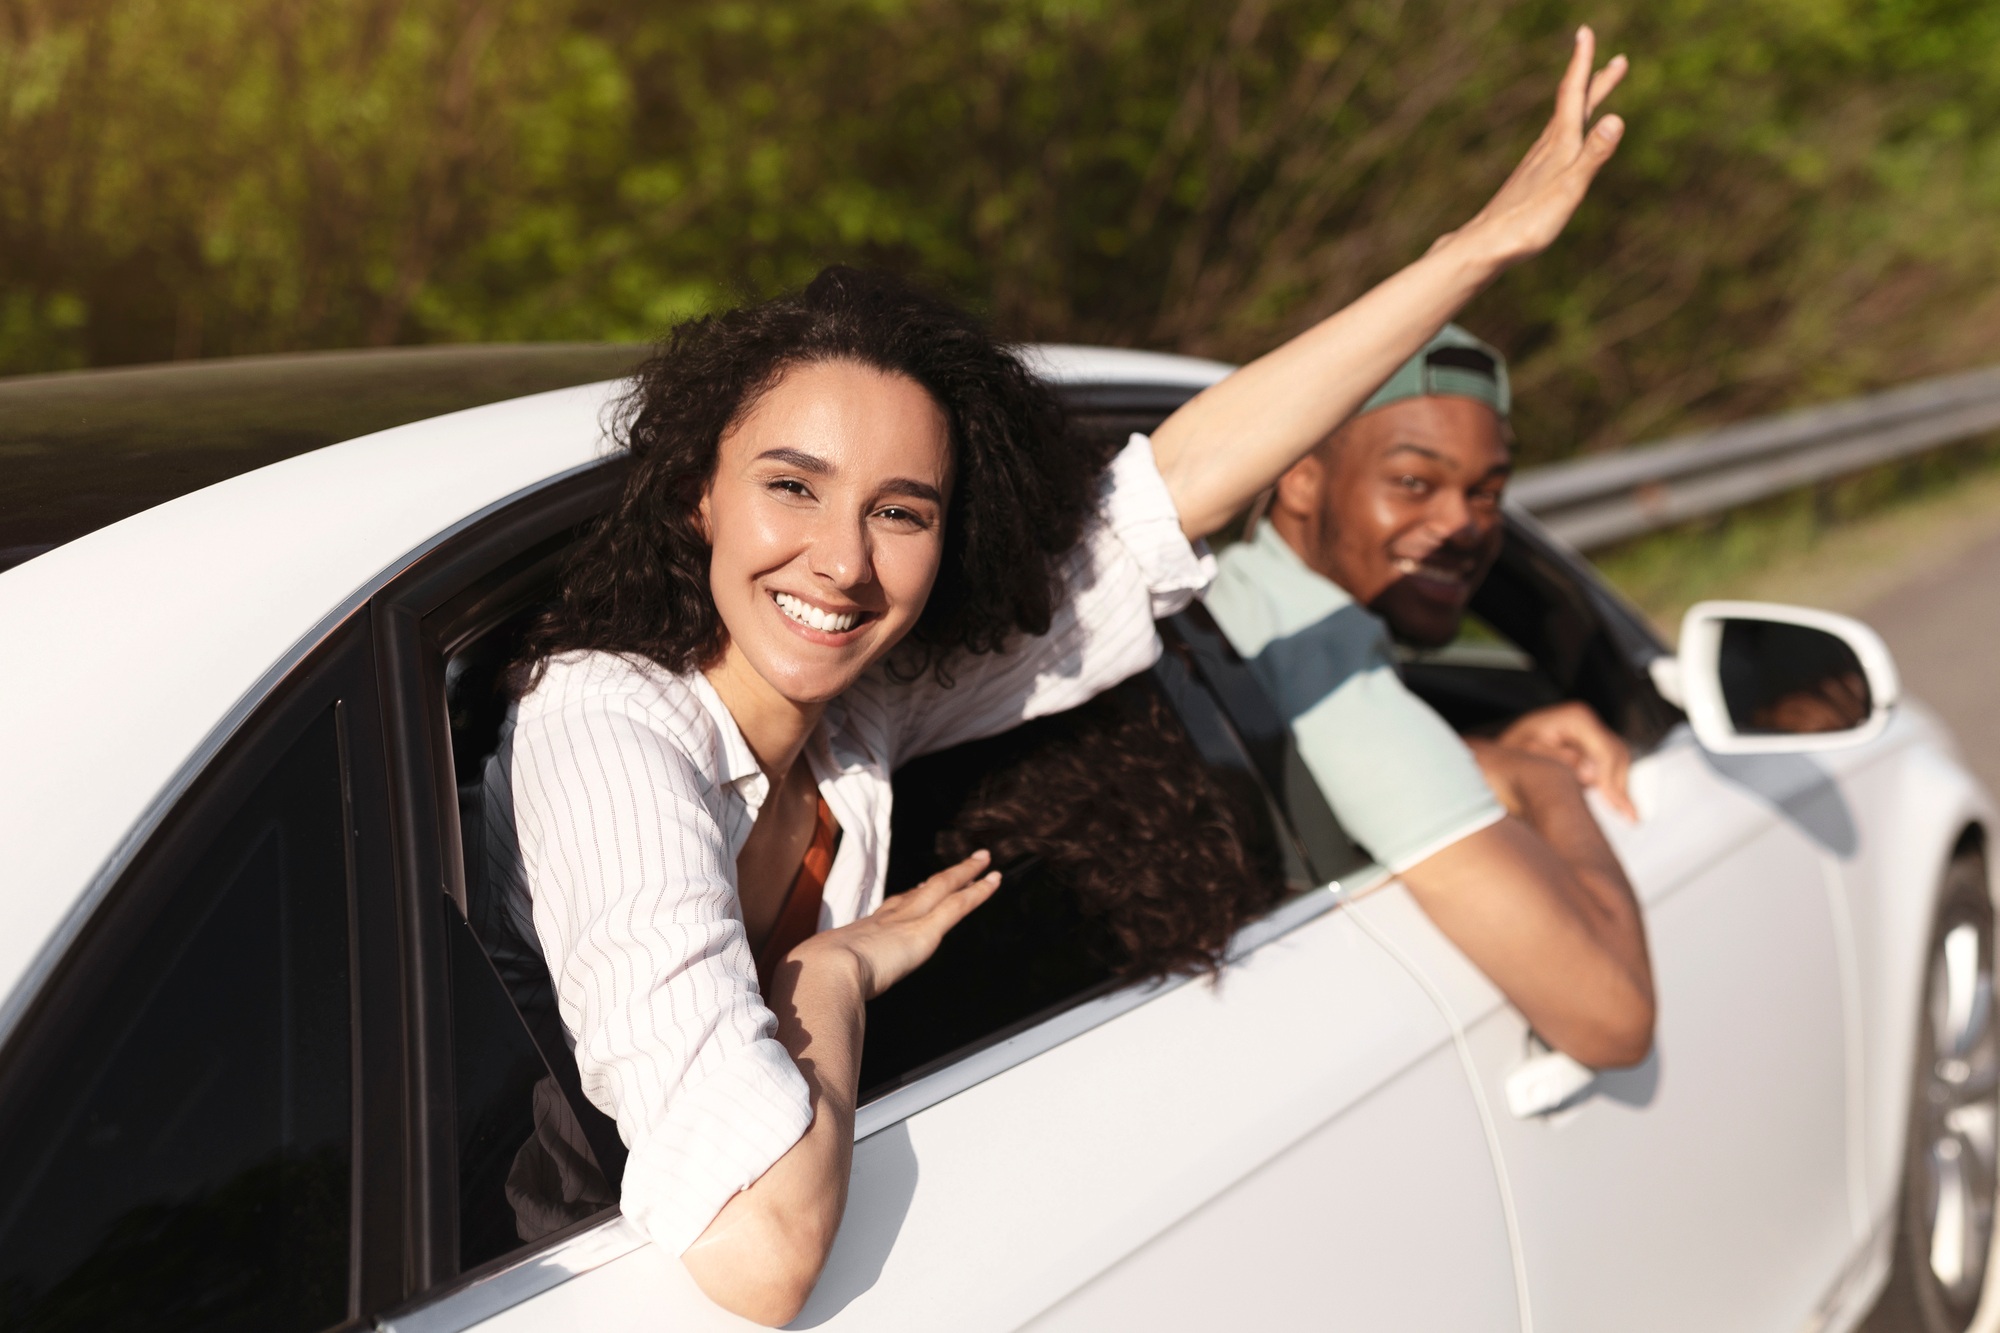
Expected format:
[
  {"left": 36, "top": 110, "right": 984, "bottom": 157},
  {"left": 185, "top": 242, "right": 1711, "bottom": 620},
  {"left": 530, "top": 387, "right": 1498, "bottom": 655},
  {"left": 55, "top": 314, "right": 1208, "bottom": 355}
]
[{"left": 6, "top": 0, "right": 2000, "bottom": 460}]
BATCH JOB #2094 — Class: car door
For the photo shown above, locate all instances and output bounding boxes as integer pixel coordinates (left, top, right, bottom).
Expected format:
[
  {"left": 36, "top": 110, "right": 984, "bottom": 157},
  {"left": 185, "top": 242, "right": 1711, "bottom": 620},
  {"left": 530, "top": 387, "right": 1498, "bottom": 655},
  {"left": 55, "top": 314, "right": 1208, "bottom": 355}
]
[
  {"left": 0, "top": 609, "right": 406, "bottom": 1327},
  {"left": 1388, "top": 519, "right": 1859, "bottom": 1333},
  {"left": 371, "top": 485, "right": 1526, "bottom": 1332}
]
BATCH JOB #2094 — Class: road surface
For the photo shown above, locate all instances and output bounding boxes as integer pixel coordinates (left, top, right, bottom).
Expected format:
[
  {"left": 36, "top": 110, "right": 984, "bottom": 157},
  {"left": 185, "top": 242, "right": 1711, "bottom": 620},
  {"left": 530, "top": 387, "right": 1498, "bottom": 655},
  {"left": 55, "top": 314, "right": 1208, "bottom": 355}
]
[{"left": 1863, "top": 527, "right": 2000, "bottom": 799}]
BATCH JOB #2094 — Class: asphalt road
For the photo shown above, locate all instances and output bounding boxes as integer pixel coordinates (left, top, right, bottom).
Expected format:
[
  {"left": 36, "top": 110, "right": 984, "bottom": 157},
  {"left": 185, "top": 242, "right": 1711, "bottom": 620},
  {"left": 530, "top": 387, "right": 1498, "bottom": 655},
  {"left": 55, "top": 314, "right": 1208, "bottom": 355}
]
[
  {"left": 1852, "top": 531, "right": 2000, "bottom": 1333},
  {"left": 1863, "top": 526, "right": 2000, "bottom": 799}
]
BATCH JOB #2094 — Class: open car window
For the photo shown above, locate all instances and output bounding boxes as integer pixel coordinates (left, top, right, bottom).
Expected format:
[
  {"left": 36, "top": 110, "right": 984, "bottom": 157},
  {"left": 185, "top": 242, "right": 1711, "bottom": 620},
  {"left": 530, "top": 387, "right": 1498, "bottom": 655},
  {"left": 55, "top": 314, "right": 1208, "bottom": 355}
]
[
  {"left": 1394, "top": 518, "right": 1680, "bottom": 751},
  {"left": 1395, "top": 609, "right": 1564, "bottom": 736}
]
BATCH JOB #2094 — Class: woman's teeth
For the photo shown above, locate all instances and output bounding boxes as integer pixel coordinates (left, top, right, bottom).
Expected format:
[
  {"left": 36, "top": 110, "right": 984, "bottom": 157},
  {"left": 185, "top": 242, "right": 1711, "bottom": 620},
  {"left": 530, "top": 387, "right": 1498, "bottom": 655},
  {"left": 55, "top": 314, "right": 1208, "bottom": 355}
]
[{"left": 775, "top": 592, "right": 862, "bottom": 633}]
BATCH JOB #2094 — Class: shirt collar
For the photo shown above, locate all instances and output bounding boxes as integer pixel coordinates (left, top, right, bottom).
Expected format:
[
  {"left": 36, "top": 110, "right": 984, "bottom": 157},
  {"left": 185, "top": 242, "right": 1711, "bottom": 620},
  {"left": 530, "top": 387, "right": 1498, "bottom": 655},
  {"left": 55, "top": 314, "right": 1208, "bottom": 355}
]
[
  {"left": 815, "top": 695, "right": 874, "bottom": 776},
  {"left": 1247, "top": 519, "right": 1358, "bottom": 611},
  {"left": 687, "top": 670, "right": 766, "bottom": 796}
]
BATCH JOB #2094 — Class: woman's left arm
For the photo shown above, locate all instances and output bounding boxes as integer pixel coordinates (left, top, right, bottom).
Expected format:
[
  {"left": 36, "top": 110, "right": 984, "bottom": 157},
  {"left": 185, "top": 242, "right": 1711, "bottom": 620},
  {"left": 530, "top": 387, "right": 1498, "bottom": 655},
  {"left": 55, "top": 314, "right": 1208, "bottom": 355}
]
[{"left": 1151, "top": 27, "right": 1628, "bottom": 541}]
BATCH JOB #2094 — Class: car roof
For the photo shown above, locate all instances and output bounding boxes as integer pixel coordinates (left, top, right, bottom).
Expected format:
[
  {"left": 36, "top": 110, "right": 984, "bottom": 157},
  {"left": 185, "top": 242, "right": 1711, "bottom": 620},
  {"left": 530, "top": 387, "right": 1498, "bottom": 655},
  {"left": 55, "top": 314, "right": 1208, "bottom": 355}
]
[
  {"left": 0, "top": 343, "right": 650, "bottom": 575},
  {"left": 0, "top": 342, "right": 1230, "bottom": 577},
  {"left": 0, "top": 342, "right": 1232, "bottom": 1040}
]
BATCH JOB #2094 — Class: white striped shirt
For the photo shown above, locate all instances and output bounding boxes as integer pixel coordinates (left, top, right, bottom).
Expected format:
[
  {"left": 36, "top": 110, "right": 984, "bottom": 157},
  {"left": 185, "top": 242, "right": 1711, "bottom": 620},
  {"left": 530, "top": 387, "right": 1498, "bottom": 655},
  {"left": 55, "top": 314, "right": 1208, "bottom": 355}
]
[{"left": 483, "top": 434, "right": 1213, "bottom": 1256}]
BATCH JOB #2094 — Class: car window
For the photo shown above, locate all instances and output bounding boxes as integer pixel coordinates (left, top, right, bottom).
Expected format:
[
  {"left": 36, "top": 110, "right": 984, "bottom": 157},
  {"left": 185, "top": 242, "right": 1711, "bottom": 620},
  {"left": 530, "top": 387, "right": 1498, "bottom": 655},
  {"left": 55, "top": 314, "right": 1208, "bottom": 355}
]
[
  {"left": 861, "top": 658, "right": 1315, "bottom": 1100},
  {"left": 446, "top": 895, "right": 615, "bottom": 1273},
  {"left": 1396, "top": 521, "right": 1680, "bottom": 749},
  {"left": 441, "top": 607, "right": 622, "bottom": 1275},
  {"left": 1396, "top": 608, "right": 1565, "bottom": 736},
  {"left": 0, "top": 706, "right": 354, "bottom": 1331}
]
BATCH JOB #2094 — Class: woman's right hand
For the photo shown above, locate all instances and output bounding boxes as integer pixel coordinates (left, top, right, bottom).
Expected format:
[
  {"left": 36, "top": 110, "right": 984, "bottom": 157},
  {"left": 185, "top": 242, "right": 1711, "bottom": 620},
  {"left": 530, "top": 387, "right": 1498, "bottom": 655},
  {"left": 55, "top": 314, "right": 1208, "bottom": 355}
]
[{"left": 793, "top": 849, "right": 1003, "bottom": 999}]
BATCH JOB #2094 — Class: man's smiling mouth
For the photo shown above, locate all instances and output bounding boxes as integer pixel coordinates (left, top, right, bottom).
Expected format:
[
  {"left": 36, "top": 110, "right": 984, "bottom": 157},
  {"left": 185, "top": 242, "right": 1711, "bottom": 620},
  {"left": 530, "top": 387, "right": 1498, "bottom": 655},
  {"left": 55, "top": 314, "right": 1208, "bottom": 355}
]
[
  {"left": 773, "top": 591, "right": 866, "bottom": 633},
  {"left": 1392, "top": 555, "right": 1472, "bottom": 587}
]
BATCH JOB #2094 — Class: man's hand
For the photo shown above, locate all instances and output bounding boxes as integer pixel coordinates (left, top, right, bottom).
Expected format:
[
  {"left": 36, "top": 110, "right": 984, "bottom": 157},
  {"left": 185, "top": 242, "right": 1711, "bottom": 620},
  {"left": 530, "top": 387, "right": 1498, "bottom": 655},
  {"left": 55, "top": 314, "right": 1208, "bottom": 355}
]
[{"left": 1494, "top": 702, "right": 1636, "bottom": 821}]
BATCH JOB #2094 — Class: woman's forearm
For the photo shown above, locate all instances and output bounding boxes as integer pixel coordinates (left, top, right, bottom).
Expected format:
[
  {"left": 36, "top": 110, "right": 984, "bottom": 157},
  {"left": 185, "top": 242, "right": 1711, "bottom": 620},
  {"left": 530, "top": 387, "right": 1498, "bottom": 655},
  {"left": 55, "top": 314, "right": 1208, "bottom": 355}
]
[
  {"left": 1149, "top": 29, "right": 1627, "bottom": 541},
  {"left": 681, "top": 948, "right": 866, "bottom": 1326},
  {"left": 1150, "top": 230, "right": 1506, "bottom": 540}
]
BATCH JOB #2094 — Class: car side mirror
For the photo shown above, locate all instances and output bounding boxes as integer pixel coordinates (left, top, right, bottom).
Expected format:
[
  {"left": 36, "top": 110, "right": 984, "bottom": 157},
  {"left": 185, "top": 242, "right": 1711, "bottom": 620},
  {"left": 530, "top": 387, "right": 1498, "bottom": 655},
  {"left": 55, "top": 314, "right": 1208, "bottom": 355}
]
[{"left": 1648, "top": 600, "right": 1900, "bottom": 755}]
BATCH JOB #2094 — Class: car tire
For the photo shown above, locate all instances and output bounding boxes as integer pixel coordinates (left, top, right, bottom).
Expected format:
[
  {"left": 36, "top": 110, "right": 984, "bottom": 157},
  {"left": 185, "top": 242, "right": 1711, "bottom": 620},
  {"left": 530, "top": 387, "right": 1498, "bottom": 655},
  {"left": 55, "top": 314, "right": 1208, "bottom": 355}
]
[{"left": 1867, "top": 848, "right": 1999, "bottom": 1333}]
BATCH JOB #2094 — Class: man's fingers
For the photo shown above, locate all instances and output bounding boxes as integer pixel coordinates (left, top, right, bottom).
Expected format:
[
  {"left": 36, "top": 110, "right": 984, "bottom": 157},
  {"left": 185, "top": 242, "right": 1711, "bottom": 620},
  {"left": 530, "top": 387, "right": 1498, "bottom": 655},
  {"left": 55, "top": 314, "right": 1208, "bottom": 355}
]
[
  {"left": 1603, "top": 742, "right": 1635, "bottom": 819},
  {"left": 1575, "top": 725, "right": 1637, "bottom": 821}
]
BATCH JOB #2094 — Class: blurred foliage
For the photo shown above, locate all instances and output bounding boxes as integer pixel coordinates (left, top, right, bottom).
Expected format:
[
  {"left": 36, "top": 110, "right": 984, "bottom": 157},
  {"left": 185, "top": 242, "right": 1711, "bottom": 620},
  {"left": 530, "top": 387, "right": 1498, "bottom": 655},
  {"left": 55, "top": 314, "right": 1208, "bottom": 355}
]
[{"left": 6, "top": 0, "right": 2000, "bottom": 459}]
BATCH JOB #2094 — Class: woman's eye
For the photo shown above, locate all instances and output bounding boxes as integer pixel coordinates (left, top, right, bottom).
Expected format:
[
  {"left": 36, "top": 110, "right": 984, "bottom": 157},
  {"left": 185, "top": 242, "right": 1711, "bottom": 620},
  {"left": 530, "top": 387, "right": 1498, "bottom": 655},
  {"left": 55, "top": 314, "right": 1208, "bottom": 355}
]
[
  {"left": 767, "top": 478, "right": 813, "bottom": 498},
  {"left": 875, "top": 506, "right": 931, "bottom": 529}
]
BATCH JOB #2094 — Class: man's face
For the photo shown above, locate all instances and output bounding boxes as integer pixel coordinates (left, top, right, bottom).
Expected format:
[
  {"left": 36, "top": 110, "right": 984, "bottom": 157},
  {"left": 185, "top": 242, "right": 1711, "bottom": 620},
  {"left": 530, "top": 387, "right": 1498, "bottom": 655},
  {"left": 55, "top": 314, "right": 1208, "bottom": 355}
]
[{"left": 1272, "top": 395, "right": 1510, "bottom": 649}]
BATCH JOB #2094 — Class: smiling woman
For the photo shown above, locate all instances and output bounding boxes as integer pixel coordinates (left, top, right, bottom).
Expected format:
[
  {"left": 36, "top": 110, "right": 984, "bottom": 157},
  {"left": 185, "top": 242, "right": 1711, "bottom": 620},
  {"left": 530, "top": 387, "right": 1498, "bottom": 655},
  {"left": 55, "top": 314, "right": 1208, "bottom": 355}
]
[{"left": 486, "top": 28, "right": 1629, "bottom": 1326}]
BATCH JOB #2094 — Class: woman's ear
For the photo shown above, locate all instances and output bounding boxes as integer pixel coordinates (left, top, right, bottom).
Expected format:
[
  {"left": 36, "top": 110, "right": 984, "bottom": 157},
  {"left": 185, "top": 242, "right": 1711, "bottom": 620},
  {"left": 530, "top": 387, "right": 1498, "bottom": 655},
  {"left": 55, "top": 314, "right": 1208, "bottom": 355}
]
[{"left": 696, "top": 484, "right": 713, "bottom": 544}]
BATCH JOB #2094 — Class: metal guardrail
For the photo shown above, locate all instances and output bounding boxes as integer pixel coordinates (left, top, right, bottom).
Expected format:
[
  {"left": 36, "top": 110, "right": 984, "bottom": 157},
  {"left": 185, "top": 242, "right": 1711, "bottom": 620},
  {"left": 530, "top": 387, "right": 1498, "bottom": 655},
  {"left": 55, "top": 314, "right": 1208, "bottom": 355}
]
[{"left": 1509, "top": 365, "right": 2000, "bottom": 551}]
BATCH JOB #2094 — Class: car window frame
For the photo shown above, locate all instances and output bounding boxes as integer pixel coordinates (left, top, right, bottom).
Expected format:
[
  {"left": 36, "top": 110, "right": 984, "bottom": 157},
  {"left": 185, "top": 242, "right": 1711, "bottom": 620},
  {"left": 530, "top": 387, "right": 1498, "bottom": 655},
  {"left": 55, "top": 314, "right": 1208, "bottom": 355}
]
[
  {"left": 0, "top": 608, "right": 406, "bottom": 1328},
  {"left": 367, "top": 461, "right": 628, "bottom": 1310}
]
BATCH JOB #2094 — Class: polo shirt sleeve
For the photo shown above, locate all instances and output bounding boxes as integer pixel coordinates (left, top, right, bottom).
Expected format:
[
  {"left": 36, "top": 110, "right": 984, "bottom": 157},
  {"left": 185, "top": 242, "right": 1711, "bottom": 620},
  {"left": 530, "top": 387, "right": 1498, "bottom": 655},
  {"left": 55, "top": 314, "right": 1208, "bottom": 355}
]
[
  {"left": 1283, "top": 637, "right": 1504, "bottom": 873},
  {"left": 1216, "top": 575, "right": 1503, "bottom": 874}
]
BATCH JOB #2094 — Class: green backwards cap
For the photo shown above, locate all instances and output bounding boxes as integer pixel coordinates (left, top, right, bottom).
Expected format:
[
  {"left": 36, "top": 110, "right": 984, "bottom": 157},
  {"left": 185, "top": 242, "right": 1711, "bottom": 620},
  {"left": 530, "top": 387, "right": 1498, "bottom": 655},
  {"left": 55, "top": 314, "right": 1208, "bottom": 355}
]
[{"left": 1358, "top": 323, "right": 1510, "bottom": 420}]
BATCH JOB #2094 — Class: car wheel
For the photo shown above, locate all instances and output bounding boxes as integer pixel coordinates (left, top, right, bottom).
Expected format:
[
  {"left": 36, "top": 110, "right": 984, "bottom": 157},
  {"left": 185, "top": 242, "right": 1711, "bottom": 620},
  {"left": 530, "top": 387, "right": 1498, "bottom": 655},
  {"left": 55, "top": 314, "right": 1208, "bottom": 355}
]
[{"left": 1870, "top": 849, "right": 1999, "bottom": 1333}]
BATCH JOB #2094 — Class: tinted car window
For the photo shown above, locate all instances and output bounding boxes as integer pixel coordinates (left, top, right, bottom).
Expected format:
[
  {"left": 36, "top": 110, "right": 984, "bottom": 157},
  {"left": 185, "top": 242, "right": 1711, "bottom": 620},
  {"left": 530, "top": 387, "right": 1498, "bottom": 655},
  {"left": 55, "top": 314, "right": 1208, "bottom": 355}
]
[
  {"left": 0, "top": 707, "right": 353, "bottom": 1332},
  {"left": 447, "top": 899, "right": 614, "bottom": 1273},
  {"left": 437, "top": 596, "right": 626, "bottom": 1276}
]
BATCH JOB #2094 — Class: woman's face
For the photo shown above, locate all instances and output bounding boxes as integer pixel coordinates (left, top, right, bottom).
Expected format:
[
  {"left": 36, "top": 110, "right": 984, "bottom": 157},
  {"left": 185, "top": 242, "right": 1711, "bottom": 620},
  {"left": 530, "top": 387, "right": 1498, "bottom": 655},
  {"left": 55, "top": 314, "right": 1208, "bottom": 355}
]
[{"left": 700, "top": 359, "right": 952, "bottom": 707}]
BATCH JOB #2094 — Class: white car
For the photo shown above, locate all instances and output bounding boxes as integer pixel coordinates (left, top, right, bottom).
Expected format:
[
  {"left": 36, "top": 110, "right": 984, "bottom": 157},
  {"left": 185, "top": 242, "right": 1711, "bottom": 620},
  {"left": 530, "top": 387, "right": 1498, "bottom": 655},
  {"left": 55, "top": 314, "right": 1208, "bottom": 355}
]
[{"left": 0, "top": 344, "right": 1992, "bottom": 1333}]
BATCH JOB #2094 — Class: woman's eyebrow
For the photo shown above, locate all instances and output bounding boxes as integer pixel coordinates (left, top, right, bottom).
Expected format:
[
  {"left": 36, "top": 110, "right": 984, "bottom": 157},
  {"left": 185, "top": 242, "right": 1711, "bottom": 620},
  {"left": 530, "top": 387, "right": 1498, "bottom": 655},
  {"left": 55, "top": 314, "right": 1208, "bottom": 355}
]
[
  {"left": 753, "top": 446, "right": 833, "bottom": 474},
  {"left": 881, "top": 478, "right": 944, "bottom": 505},
  {"left": 753, "top": 447, "right": 942, "bottom": 505}
]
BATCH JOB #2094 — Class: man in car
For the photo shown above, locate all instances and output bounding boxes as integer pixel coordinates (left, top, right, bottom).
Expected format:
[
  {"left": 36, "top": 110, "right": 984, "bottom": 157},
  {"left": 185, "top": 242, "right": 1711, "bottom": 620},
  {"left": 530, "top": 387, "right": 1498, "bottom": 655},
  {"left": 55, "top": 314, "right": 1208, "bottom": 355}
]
[{"left": 1204, "top": 326, "right": 1656, "bottom": 1069}]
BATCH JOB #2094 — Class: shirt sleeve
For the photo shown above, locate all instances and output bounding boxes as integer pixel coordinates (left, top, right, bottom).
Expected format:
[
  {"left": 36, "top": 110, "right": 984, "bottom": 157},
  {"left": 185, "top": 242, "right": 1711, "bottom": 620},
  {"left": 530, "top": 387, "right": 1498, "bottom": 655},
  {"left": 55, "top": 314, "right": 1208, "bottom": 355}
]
[
  {"left": 1246, "top": 605, "right": 1504, "bottom": 874},
  {"left": 506, "top": 673, "right": 813, "bottom": 1257},
  {"left": 887, "top": 432, "right": 1216, "bottom": 764}
]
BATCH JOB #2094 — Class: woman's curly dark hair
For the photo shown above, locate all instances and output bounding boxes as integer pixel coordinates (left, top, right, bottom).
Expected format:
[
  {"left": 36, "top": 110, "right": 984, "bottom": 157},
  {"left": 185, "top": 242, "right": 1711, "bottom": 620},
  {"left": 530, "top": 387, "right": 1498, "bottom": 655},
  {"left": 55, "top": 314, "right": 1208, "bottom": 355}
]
[
  {"left": 937, "top": 679, "right": 1289, "bottom": 980},
  {"left": 517, "top": 266, "right": 1111, "bottom": 685}
]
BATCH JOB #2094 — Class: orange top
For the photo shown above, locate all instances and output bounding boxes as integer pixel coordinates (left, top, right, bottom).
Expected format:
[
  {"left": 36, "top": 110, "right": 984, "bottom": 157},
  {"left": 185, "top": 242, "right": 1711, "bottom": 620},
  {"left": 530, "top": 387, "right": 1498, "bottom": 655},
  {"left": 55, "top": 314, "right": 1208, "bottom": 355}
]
[{"left": 754, "top": 796, "right": 842, "bottom": 995}]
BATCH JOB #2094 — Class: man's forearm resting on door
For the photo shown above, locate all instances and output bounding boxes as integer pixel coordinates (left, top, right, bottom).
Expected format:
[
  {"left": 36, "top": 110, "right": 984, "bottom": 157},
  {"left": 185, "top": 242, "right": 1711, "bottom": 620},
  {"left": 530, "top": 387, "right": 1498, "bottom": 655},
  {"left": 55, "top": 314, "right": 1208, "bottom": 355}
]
[{"left": 1400, "top": 742, "right": 1655, "bottom": 1069}]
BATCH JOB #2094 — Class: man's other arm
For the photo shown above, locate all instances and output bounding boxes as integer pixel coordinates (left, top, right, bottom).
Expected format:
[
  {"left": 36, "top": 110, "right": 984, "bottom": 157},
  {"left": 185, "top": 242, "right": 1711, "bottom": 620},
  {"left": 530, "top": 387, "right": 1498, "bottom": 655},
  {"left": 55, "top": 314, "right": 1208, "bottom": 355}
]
[{"left": 1398, "top": 742, "right": 1655, "bottom": 1069}]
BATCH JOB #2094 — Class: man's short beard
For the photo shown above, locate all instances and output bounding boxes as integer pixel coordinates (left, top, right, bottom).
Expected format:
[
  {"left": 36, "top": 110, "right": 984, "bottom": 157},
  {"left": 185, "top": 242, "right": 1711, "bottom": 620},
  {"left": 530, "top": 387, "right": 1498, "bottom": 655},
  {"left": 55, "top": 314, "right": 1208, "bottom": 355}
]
[{"left": 1382, "top": 612, "right": 1463, "bottom": 652}]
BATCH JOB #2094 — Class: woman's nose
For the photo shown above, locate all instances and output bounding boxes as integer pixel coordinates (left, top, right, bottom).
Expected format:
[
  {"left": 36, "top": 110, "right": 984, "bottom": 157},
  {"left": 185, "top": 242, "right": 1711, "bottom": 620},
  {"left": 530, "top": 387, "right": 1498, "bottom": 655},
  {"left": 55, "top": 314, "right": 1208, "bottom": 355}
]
[{"left": 807, "top": 512, "right": 874, "bottom": 589}]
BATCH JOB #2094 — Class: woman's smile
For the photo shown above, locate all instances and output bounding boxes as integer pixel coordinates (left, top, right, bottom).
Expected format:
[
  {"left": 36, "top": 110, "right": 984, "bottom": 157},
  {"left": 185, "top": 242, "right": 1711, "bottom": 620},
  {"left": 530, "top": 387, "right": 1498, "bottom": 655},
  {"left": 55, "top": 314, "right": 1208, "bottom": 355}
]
[{"left": 770, "top": 589, "right": 877, "bottom": 641}]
